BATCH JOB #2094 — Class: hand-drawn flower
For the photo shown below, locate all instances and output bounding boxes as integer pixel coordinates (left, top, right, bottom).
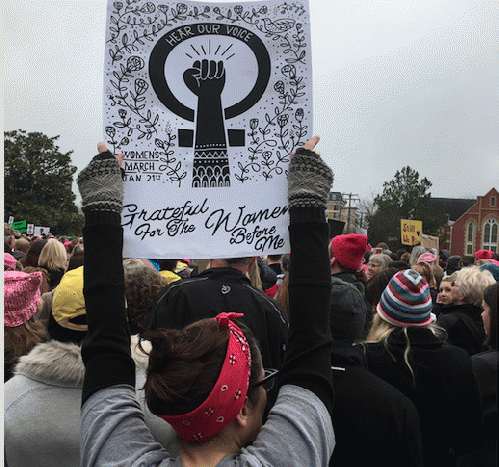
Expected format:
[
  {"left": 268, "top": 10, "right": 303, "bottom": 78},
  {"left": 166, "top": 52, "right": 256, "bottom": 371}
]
[
  {"left": 277, "top": 114, "right": 289, "bottom": 128},
  {"left": 105, "top": 126, "right": 116, "bottom": 138},
  {"left": 249, "top": 118, "right": 259, "bottom": 130},
  {"left": 213, "top": 7, "right": 220, "bottom": 14},
  {"left": 295, "top": 108, "right": 304, "bottom": 123},
  {"left": 140, "top": 2, "right": 156, "bottom": 13},
  {"left": 281, "top": 64, "right": 297, "bottom": 78},
  {"left": 234, "top": 5, "right": 243, "bottom": 15},
  {"left": 274, "top": 80, "right": 285, "bottom": 94},
  {"left": 203, "top": 6, "right": 210, "bottom": 12},
  {"left": 134, "top": 78, "right": 148, "bottom": 95},
  {"left": 120, "top": 137, "right": 130, "bottom": 146},
  {"left": 127, "top": 56, "right": 145, "bottom": 72},
  {"left": 118, "top": 109, "right": 127, "bottom": 118},
  {"left": 158, "top": 4, "right": 168, "bottom": 13},
  {"left": 259, "top": 6, "right": 268, "bottom": 14},
  {"left": 177, "top": 3, "right": 187, "bottom": 14},
  {"left": 113, "top": 2, "right": 123, "bottom": 9}
]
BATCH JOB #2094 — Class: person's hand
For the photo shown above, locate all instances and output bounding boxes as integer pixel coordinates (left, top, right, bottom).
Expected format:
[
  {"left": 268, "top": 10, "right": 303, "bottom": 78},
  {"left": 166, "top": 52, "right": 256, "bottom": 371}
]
[
  {"left": 183, "top": 59, "right": 226, "bottom": 97},
  {"left": 288, "top": 134, "right": 334, "bottom": 209},
  {"left": 290, "top": 135, "right": 320, "bottom": 156},
  {"left": 77, "top": 142, "right": 124, "bottom": 214},
  {"left": 302, "top": 135, "right": 320, "bottom": 155},
  {"left": 97, "top": 142, "right": 124, "bottom": 167}
]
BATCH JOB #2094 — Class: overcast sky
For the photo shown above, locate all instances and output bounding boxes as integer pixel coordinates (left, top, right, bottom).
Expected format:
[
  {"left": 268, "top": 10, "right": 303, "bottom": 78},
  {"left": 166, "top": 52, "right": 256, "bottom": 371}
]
[{"left": 3, "top": 0, "right": 498, "bottom": 205}]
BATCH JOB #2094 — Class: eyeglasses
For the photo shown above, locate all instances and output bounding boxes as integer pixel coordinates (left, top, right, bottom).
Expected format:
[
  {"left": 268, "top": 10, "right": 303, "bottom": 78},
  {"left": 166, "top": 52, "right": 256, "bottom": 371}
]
[{"left": 250, "top": 368, "right": 279, "bottom": 392}]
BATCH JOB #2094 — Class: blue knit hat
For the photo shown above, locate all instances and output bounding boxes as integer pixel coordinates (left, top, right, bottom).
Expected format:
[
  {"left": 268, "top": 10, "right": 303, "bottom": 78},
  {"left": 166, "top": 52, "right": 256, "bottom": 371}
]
[
  {"left": 377, "top": 269, "right": 433, "bottom": 327},
  {"left": 480, "top": 262, "right": 499, "bottom": 282}
]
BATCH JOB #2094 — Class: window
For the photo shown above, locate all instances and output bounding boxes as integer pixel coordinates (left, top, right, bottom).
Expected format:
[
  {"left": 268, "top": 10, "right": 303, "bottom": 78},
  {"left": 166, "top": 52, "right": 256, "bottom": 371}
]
[
  {"left": 483, "top": 217, "right": 498, "bottom": 253},
  {"left": 491, "top": 197, "right": 496, "bottom": 207},
  {"left": 465, "top": 222, "right": 474, "bottom": 255}
]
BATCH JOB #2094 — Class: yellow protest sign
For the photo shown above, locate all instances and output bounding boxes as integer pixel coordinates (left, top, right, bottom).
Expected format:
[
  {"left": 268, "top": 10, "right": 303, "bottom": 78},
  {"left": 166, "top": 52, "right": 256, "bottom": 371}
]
[{"left": 401, "top": 219, "right": 422, "bottom": 246}]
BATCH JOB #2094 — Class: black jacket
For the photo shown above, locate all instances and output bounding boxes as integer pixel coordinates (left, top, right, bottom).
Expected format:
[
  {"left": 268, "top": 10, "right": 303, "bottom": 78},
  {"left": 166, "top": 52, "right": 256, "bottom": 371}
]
[
  {"left": 436, "top": 302, "right": 486, "bottom": 356},
  {"left": 364, "top": 327, "right": 483, "bottom": 467},
  {"left": 147, "top": 267, "right": 288, "bottom": 371},
  {"left": 330, "top": 343, "right": 423, "bottom": 467},
  {"left": 457, "top": 349, "right": 498, "bottom": 467}
]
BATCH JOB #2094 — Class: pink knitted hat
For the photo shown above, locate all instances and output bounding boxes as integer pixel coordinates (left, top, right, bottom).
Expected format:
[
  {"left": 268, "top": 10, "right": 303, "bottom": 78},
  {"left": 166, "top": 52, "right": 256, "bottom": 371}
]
[
  {"left": 4, "top": 270, "right": 42, "bottom": 327},
  {"left": 4, "top": 253, "right": 17, "bottom": 270},
  {"left": 475, "top": 250, "right": 494, "bottom": 260},
  {"left": 418, "top": 252, "right": 436, "bottom": 267}
]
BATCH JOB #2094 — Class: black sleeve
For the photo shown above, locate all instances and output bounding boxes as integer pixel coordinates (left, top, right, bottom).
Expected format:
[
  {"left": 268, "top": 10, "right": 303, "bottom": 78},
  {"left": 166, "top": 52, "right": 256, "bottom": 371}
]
[
  {"left": 277, "top": 206, "right": 334, "bottom": 415},
  {"left": 80, "top": 211, "right": 135, "bottom": 405}
]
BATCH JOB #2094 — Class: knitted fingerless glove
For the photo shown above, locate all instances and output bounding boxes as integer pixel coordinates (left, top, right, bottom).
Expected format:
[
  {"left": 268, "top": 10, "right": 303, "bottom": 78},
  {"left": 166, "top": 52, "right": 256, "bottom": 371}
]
[
  {"left": 288, "top": 148, "right": 334, "bottom": 210},
  {"left": 77, "top": 151, "right": 124, "bottom": 214}
]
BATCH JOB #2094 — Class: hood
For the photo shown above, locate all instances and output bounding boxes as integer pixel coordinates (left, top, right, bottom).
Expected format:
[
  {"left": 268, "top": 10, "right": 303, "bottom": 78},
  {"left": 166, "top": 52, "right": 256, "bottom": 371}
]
[{"left": 14, "top": 335, "right": 151, "bottom": 388}]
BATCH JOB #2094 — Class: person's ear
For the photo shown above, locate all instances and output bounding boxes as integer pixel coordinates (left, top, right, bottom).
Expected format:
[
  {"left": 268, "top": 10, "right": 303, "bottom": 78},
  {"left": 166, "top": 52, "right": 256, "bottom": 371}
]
[{"left": 234, "top": 397, "right": 252, "bottom": 428}]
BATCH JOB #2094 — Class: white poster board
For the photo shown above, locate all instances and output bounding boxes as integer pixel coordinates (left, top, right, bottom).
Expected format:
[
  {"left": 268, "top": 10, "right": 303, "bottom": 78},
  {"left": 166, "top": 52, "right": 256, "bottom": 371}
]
[
  {"left": 104, "top": 0, "right": 312, "bottom": 259},
  {"left": 34, "top": 226, "right": 51, "bottom": 237}
]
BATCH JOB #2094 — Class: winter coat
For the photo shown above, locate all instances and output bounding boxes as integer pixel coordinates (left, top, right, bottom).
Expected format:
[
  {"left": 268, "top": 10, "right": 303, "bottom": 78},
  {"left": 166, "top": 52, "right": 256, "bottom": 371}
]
[
  {"left": 148, "top": 266, "right": 288, "bottom": 371},
  {"left": 4, "top": 338, "right": 179, "bottom": 467},
  {"left": 436, "top": 302, "right": 486, "bottom": 356},
  {"left": 330, "top": 343, "right": 423, "bottom": 466},
  {"left": 457, "top": 349, "right": 498, "bottom": 467},
  {"left": 364, "top": 327, "right": 483, "bottom": 467}
]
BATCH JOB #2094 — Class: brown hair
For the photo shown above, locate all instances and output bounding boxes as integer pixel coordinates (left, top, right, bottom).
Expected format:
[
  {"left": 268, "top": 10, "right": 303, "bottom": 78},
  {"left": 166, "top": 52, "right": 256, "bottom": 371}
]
[
  {"left": 412, "top": 261, "right": 437, "bottom": 289},
  {"left": 4, "top": 317, "right": 48, "bottom": 362},
  {"left": 483, "top": 283, "right": 498, "bottom": 348},
  {"left": 365, "top": 267, "right": 399, "bottom": 306},
  {"left": 141, "top": 318, "right": 262, "bottom": 417},
  {"left": 123, "top": 259, "right": 167, "bottom": 334},
  {"left": 21, "top": 239, "right": 48, "bottom": 268},
  {"left": 274, "top": 274, "right": 289, "bottom": 321}
]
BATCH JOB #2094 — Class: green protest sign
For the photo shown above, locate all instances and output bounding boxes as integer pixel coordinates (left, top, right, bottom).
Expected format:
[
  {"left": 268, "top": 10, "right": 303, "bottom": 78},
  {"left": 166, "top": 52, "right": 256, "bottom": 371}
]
[{"left": 11, "top": 220, "right": 27, "bottom": 233}]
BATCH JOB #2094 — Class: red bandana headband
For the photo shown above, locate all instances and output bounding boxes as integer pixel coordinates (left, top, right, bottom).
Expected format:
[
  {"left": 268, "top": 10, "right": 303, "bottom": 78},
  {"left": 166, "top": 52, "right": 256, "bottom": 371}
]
[{"left": 158, "top": 312, "right": 252, "bottom": 443}]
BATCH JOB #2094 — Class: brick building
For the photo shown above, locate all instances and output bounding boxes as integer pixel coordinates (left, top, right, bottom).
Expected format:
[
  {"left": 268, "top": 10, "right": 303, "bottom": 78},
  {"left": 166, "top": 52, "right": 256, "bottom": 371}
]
[{"left": 441, "top": 188, "right": 499, "bottom": 256}]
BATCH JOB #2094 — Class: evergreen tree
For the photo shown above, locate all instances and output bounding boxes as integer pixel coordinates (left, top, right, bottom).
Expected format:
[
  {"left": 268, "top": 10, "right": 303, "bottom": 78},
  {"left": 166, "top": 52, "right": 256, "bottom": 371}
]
[
  {"left": 4, "top": 130, "right": 83, "bottom": 235},
  {"left": 367, "top": 166, "right": 447, "bottom": 248}
]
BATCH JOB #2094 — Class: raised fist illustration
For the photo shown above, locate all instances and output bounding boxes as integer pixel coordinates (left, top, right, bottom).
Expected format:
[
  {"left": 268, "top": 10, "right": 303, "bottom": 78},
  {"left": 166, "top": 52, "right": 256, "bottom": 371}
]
[{"left": 183, "top": 59, "right": 226, "bottom": 97}]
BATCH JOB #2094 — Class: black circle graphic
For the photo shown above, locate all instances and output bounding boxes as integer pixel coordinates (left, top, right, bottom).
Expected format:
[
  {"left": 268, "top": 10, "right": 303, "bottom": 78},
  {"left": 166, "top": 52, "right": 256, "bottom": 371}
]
[{"left": 149, "top": 23, "right": 271, "bottom": 122}]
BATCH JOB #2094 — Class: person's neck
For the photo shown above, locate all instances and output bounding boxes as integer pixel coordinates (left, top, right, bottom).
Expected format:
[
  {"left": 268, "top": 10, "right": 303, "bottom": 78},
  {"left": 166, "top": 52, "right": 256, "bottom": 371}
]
[
  {"left": 209, "top": 259, "right": 248, "bottom": 274},
  {"left": 180, "top": 438, "right": 238, "bottom": 467}
]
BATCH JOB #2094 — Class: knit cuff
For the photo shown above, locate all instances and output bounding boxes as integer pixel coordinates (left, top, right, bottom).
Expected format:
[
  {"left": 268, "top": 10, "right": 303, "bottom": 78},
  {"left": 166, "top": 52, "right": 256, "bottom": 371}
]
[{"left": 288, "top": 148, "right": 334, "bottom": 210}]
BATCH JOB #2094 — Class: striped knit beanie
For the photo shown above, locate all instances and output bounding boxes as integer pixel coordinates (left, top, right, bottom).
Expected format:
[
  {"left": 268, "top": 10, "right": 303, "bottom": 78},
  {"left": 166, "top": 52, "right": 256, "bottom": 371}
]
[{"left": 377, "top": 269, "right": 433, "bottom": 327}]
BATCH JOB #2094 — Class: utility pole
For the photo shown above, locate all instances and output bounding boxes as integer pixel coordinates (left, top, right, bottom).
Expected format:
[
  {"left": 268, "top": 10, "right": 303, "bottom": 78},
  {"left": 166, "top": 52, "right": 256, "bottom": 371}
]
[{"left": 341, "top": 193, "right": 360, "bottom": 233}]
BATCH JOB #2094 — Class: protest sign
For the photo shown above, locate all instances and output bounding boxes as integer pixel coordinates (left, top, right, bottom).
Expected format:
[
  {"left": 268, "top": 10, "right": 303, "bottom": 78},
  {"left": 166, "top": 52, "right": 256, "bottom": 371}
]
[
  {"left": 401, "top": 219, "right": 422, "bottom": 246},
  {"left": 34, "top": 226, "right": 51, "bottom": 237},
  {"left": 104, "top": 0, "right": 313, "bottom": 258},
  {"left": 12, "top": 220, "right": 27, "bottom": 233}
]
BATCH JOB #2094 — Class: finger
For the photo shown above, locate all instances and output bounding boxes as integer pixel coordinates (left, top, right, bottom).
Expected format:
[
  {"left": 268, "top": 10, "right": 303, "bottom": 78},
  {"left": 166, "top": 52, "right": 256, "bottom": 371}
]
[
  {"left": 115, "top": 152, "right": 124, "bottom": 167},
  {"left": 303, "top": 135, "right": 320, "bottom": 152},
  {"left": 193, "top": 60, "right": 201, "bottom": 70},
  {"left": 216, "top": 60, "right": 224, "bottom": 78},
  {"left": 209, "top": 60, "right": 217, "bottom": 78},
  {"left": 97, "top": 141, "right": 108, "bottom": 153},
  {"left": 201, "top": 59, "right": 209, "bottom": 79}
]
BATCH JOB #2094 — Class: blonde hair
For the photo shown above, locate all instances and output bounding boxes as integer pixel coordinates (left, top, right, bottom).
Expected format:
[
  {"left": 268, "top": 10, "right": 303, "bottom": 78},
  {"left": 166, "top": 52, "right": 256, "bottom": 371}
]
[
  {"left": 453, "top": 266, "right": 497, "bottom": 307},
  {"left": 246, "top": 260, "right": 262, "bottom": 290},
  {"left": 365, "top": 313, "right": 446, "bottom": 384},
  {"left": 38, "top": 239, "right": 68, "bottom": 272},
  {"left": 440, "top": 273, "right": 457, "bottom": 284}
]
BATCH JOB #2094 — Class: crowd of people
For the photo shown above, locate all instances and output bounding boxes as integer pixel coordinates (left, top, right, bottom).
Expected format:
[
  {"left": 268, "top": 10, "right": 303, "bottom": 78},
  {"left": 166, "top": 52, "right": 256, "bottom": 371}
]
[{"left": 3, "top": 137, "right": 498, "bottom": 467}]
